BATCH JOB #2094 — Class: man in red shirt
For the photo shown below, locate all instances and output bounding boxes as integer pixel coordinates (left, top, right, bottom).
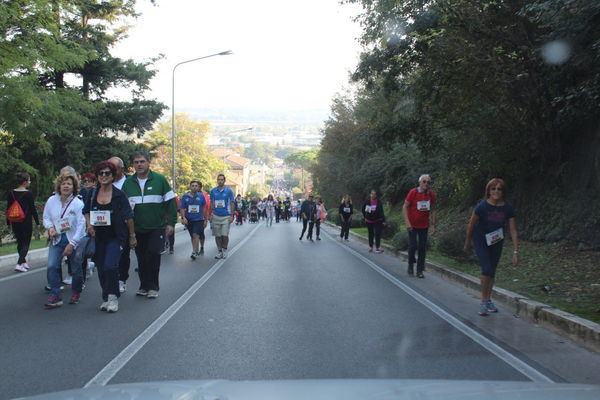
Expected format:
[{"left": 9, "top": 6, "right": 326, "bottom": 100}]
[{"left": 402, "top": 174, "right": 436, "bottom": 278}]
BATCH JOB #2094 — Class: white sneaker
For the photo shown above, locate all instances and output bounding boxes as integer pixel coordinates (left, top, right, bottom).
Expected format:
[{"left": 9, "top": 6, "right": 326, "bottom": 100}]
[
  {"left": 147, "top": 290, "right": 159, "bottom": 299},
  {"left": 221, "top": 249, "right": 228, "bottom": 259},
  {"left": 15, "top": 264, "right": 27, "bottom": 272},
  {"left": 214, "top": 251, "right": 223, "bottom": 259},
  {"left": 119, "top": 280, "right": 126, "bottom": 293},
  {"left": 99, "top": 301, "right": 108, "bottom": 311},
  {"left": 62, "top": 276, "right": 72, "bottom": 285},
  {"left": 86, "top": 263, "right": 94, "bottom": 279},
  {"left": 106, "top": 294, "right": 118, "bottom": 313},
  {"left": 23, "top": 263, "right": 31, "bottom": 270}
]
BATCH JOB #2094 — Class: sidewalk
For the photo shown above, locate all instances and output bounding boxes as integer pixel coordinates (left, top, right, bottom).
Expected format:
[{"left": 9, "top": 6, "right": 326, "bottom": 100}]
[
  {"left": 0, "top": 224, "right": 187, "bottom": 274},
  {"left": 325, "top": 221, "right": 600, "bottom": 353}
]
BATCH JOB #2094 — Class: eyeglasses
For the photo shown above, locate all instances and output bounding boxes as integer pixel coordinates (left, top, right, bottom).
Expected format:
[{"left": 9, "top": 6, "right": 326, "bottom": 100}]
[
  {"left": 490, "top": 187, "right": 503, "bottom": 191},
  {"left": 98, "top": 171, "right": 112, "bottom": 177}
]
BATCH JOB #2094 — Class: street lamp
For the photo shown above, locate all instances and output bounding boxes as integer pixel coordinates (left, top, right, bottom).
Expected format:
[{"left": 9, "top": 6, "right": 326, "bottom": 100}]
[{"left": 171, "top": 50, "right": 233, "bottom": 190}]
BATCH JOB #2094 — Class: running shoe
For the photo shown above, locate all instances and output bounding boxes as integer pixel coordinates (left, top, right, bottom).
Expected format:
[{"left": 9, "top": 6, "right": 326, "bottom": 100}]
[
  {"left": 368, "top": 247, "right": 373, "bottom": 252},
  {"left": 23, "top": 263, "right": 31, "bottom": 270},
  {"left": 478, "top": 303, "right": 489, "bottom": 316},
  {"left": 119, "top": 280, "right": 127, "bottom": 293},
  {"left": 160, "top": 248, "right": 167, "bottom": 255},
  {"left": 485, "top": 300, "right": 499, "bottom": 313},
  {"left": 147, "top": 290, "right": 159, "bottom": 299},
  {"left": 136, "top": 289, "right": 148, "bottom": 296},
  {"left": 190, "top": 252, "right": 197, "bottom": 260},
  {"left": 416, "top": 272, "right": 425, "bottom": 279},
  {"left": 221, "top": 249, "right": 228, "bottom": 259},
  {"left": 316, "top": 237, "right": 321, "bottom": 241},
  {"left": 375, "top": 248, "right": 383, "bottom": 253},
  {"left": 344, "top": 238, "right": 349, "bottom": 242},
  {"left": 106, "top": 295, "right": 118, "bottom": 312},
  {"left": 100, "top": 301, "right": 108, "bottom": 311},
  {"left": 69, "top": 293, "right": 80, "bottom": 304},
  {"left": 62, "top": 276, "right": 72, "bottom": 285},
  {"left": 169, "top": 249, "right": 174, "bottom": 254},
  {"left": 199, "top": 248, "right": 204, "bottom": 255},
  {"left": 44, "top": 296, "right": 63, "bottom": 308},
  {"left": 215, "top": 251, "right": 223, "bottom": 259},
  {"left": 15, "top": 264, "right": 27, "bottom": 272}
]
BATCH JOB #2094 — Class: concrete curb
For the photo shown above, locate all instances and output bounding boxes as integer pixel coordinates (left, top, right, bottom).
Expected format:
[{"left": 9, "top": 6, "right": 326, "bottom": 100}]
[
  {"left": 325, "top": 221, "right": 600, "bottom": 353},
  {"left": 0, "top": 223, "right": 187, "bottom": 273}
]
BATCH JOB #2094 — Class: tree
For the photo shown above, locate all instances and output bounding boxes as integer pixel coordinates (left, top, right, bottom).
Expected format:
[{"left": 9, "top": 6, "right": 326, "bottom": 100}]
[
  {"left": 145, "top": 114, "right": 225, "bottom": 195},
  {"left": 0, "top": 0, "right": 164, "bottom": 197}
]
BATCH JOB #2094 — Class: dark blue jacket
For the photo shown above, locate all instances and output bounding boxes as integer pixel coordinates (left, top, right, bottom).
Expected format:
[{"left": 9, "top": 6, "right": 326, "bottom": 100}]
[{"left": 82, "top": 185, "right": 133, "bottom": 245}]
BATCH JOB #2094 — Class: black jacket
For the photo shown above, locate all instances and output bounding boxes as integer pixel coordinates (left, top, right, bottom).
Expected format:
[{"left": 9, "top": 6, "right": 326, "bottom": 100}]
[
  {"left": 362, "top": 199, "right": 385, "bottom": 222},
  {"left": 339, "top": 202, "right": 353, "bottom": 221},
  {"left": 300, "top": 200, "right": 317, "bottom": 221},
  {"left": 83, "top": 185, "right": 134, "bottom": 245},
  {"left": 6, "top": 190, "right": 39, "bottom": 226}
]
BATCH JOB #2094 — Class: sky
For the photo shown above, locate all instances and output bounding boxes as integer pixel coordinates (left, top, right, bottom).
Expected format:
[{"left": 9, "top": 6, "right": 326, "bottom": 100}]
[{"left": 112, "top": 0, "right": 364, "bottom": 114}]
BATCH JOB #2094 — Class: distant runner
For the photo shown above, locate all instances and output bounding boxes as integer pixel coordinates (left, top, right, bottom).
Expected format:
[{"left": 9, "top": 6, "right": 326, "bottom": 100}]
[
  {"left": 209, "top": 174, "right": 235, "bottom": 259},
  {"left": 402, "top": 174, "right": 436, "bottom": 278},
  {"left": 180, "top": 180, "right": 209, "bottom": 260}
]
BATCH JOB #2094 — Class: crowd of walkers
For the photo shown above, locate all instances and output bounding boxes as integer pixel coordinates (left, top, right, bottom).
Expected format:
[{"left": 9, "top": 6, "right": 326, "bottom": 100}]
[
  {"left": 6, "top": 159, "right": 518, "bottom": 316},
  {"left": 294, "top": 174, "right": 518, "bottom": 316}
]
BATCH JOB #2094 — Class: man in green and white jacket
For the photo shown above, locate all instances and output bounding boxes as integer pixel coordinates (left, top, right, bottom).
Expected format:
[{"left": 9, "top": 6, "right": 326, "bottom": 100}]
[{"left": 122, "top": 151, "right": 178, "bottom": 299}]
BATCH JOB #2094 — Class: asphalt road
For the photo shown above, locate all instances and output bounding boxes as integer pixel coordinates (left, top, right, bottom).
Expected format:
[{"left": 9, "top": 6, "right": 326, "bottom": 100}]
[{"left": 1, "top": 219, "right": 599, "bottom": 399}]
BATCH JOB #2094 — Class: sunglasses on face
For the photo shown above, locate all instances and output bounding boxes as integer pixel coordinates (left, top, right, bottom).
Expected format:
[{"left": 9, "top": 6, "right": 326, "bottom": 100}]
[
  {"left": 490, "top": 187, "right": 503, "bottom": 191},
  {"left": 98, "top": 171, "right": 112, "bottom": 177}
]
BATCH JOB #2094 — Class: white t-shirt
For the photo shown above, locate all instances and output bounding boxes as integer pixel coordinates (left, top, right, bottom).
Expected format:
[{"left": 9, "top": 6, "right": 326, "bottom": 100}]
[
  {"left": 113, "top": 175, "right": 126, "bottom": 190},
  {"left": 137, "top": 178, "right": 148, "bottom": 193}
]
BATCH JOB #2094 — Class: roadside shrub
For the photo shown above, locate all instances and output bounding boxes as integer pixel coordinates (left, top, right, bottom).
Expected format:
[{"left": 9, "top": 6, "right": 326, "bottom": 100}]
[
  {"left": 436, "top": 228, "right": 469, "bottom": 261},
  {"left": 327, "top": 207, "right": 339, "bottom": 224},
  {"left": 381, "top": 220, "right": 398, "bottom": 239},
  {"left": 392, "top": 231, "right": 409, "bottom": 251}
]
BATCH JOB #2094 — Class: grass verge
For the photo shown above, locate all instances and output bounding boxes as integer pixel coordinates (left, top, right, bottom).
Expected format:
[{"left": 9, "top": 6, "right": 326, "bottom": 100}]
[{"left": 0, "top": 238, "right": 48, "bottom": 257}]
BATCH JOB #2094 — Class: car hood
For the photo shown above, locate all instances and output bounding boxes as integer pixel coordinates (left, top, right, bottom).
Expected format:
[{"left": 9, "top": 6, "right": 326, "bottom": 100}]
[{"left": 16, "top": 379, "right": 600, "bottom": 400}]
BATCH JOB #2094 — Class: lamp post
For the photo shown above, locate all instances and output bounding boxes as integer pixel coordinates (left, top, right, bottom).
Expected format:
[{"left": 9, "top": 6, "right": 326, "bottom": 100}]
[{"left": 171, "top": 50, "right": 232, "bottom": 190}]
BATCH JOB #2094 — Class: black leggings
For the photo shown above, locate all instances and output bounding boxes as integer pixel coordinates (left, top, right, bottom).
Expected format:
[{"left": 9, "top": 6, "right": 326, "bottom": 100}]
[
  {"left": 366, "top": 221, "right": 382, "bottom": 248},
  {"left": 340, "top": 218, "right": 351, "bottom": 239},
  {"left": 12, "top": 222, "right": 32, "bottom": 264}
]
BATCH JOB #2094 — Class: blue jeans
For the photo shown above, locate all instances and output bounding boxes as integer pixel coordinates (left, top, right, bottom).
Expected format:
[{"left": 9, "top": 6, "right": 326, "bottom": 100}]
[
  {"left": 93, "top": 238, "right": 123, "bottom": 301},
  {"left": 47, "top": 234, "right": 83, "bottom": 297}
]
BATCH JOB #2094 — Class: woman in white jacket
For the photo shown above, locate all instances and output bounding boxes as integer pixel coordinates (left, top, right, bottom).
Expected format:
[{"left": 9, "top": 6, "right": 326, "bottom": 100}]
[{"left": 43, "top": 173, "right": 86, "bottom": 308}]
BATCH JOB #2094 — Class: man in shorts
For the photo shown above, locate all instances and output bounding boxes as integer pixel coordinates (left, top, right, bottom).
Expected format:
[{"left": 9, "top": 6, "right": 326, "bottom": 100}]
[
  {"left": 209, "top": 174, "right": 235, "bottom": 259},
  {"left": 180, "top": 180, "right": 209, "bottom": 260}
]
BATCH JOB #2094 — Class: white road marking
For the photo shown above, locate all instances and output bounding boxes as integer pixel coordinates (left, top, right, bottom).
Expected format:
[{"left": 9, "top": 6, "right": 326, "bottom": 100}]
[
  {"left": 323, "top": 229, "right": 555, "bottom": 383},
  {"left": 84, "top": 223, "right": 262, "bottom": 387},
  {"left": 0, "top": 267, "right": 46, "bottom": 283}
]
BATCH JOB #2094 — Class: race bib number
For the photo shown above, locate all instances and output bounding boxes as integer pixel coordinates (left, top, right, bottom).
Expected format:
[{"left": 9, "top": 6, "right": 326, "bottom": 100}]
[
  {"left": 417, "top": 200, "right": 431, "bottom": 211},
  {"left": 343, "top": 207, "right": 351, "bottom": 213},
  {"left": 90, "top": 210, "right": 111, "bottom": 226},
  {"left": 215, "top": 200, "right": 225, "bottom": 209},
  {"left": 55, "top": 217, "right": 72, "bottom": 233},
  {"left": 365, "top": 205, "right": 375, "bottom": 213},
  {"left": 485, "top": 228, "right": 504, "bottom": 246},
  {"left": 188, "top": 204, "right": 200, "bottom": 214}
]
